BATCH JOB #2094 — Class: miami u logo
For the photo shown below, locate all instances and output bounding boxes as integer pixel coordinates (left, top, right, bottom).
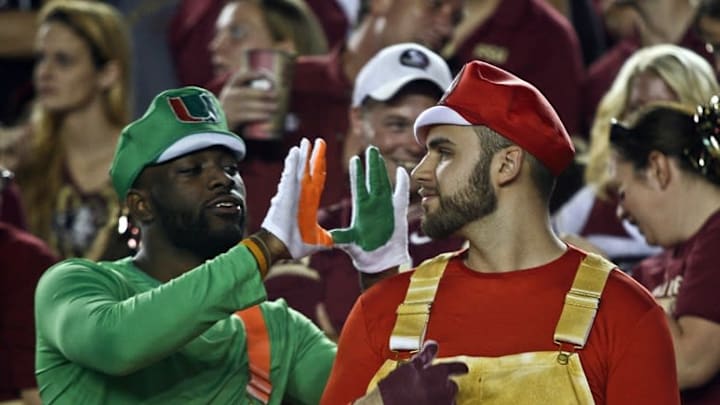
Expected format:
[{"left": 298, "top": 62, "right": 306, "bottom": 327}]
[{"left": 167, "top": 92, "right": 219, "bottom": 123}]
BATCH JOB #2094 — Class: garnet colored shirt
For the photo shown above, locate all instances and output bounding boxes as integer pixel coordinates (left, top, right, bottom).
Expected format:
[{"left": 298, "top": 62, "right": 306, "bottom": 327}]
[
  {"left": 0, "top": 223, "right": 57, "bottom": 400},
  {"left": 1, "top": 182, "right": 27, "bottom": 230},
  {"left": 322, "top": 246, "right": 679, "bottom": 404},
  {"left": 633, "top": 210, "right": 720, "bottom": 404},
  {"left": 168, "top": 0, "right": 222, "bottom": 88},
  {"left": 449, "top": 0, "right": 585, "bottom": 135},
  {"left": 304, "top": 0, "right": 350, "bottom": 49}
]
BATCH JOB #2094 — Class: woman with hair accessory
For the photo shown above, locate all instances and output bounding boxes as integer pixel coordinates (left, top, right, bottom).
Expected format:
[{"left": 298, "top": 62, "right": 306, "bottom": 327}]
[
  {"left": 553, "top": 44, "right": 720, "bottom": 270},
  {"left": 609, "top": 97, "right": 720, "bottom": 403},
  {"left": 11, "top": 0, "right": 133, "bottom": 260}
]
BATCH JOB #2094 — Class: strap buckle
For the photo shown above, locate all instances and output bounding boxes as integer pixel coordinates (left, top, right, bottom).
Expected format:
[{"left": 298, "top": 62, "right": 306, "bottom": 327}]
[
  {"left": 555, "top": 341, "right": 578, "bottom": 365},
  {"left": 392, "top": 349, "right": 419, "bottom": 368}
]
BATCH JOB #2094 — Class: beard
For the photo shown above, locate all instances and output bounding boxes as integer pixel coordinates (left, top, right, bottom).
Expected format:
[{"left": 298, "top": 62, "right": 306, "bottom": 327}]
[
  {"left": 151, "top": 193, "right": 245, "bottom": 261},
  {"left": 422, "top": 155, "right": 497, "bottom": 239}
]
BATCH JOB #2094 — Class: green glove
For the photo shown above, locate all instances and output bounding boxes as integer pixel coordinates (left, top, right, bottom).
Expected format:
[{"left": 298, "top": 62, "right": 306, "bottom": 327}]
[{"left": 330, "top": 146, "right": 410, "bottom": 273}]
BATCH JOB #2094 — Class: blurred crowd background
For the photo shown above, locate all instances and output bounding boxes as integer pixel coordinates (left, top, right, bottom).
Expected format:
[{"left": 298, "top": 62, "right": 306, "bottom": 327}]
[{"left": 2, "top": 0, "right": 720, "bottom": 403}]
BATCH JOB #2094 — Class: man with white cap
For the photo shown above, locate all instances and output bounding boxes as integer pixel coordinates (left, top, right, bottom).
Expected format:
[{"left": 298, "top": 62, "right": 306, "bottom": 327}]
[
  {"left": 321, "top": 61, "right": 680, "bottom": 404},
  {"left": 265, "top": 42, "right": 465, "bottom": 336}
]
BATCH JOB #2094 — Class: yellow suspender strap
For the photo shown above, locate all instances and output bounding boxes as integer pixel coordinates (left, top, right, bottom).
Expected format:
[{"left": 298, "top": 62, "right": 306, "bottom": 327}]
[
  {"left": 235, "top": 305, "right": 272, "bottom": 404},
  {"left": 553, "top": 253, "right": 615, "bottom": 356},
  {"left": 389, "top": 252, "right": 459, "bottom": 352}
]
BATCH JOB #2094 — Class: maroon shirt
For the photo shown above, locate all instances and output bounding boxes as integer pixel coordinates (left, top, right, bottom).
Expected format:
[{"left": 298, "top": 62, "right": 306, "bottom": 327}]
[
  {"left": 304, "top": 0, "right": 350, "bottom": 49},
  {"left": 0, "top": 223, "right": 58, "bottom": 400},
  {"left": 266, "top": 199, "right": 465, "bottom": 334},
  {"left": 168, "top": 0, "right": 222, "bottom": 88},
  {"left": 449, "top": 0, "right": 585, "bottom": 135},
  {"left": 581, "top": 196, "right": 627, "bottom": 237},
  {"left": 1, "top": 182, "right": 27, "bottom": 230},
  {"left": 633, "top": 209, "right": 720, "bottom": 404}
]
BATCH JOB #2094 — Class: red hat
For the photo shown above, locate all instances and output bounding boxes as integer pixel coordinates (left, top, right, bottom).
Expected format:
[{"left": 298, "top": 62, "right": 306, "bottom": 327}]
[{"left": 413, "top": 61, "right": 574, "bottom": 176}]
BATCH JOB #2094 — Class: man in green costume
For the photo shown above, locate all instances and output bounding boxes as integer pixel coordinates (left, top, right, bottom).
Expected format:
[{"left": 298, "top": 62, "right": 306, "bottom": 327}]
[{"left": 33, "top": 86, "right": 350, "bottom": 404}]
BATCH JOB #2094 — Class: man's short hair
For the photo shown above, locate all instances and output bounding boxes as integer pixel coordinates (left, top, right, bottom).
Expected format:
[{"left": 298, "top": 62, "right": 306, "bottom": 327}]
[{"left": 473, "top": 126, "right": 556, "bottom": 202}]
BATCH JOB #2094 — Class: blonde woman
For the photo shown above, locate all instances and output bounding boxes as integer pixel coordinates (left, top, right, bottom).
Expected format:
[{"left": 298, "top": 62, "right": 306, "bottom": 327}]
[
  {"left": 15, "top": 0, "right": 132, "bottom": 260},
  {"left": 553, "top": 44, "right": 719, "bottom": 268}
]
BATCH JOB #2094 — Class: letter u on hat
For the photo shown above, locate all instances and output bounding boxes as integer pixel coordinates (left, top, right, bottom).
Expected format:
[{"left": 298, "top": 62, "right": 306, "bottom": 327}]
[{"left": 109, "top": 86, "right": 246, "bottom": 198}]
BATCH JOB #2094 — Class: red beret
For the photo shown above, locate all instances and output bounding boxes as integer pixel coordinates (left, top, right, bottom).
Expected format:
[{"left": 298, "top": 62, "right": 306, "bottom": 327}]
[{"left": 414, "top": 61, "right": 574, "bottom": 176}]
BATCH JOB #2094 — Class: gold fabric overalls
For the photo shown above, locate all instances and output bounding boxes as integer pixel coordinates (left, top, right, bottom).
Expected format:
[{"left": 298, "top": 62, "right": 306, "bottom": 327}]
[{"left": 366, "top": 252, "right": 615, "bottom": 404}]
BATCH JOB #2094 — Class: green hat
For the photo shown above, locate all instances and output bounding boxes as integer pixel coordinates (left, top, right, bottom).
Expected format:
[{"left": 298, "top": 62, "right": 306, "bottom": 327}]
[{"left": 110, "top": 86, "right": 246, "bottom": 198}]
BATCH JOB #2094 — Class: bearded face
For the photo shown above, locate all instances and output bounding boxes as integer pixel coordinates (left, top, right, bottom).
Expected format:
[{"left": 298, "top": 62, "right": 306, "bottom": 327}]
[
  {"left": 145, "top": 147, "right": 247, "bottom": 261},
  {"left": 151, "top": 190, "right": 245, "bottom": 260},
  {"left": 422, "top": 152, "right": 497, "bottom": 239}
]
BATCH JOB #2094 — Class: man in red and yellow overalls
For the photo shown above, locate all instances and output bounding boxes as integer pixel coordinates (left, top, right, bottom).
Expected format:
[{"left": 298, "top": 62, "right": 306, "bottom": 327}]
[{"left": 321, "top": 61, "right": 680, "bottom": 405}]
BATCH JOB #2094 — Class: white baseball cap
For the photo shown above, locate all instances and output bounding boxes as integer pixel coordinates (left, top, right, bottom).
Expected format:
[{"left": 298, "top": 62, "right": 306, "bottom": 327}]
[{"left": 352, "top": 43, "right": 453, "bottom": 107}]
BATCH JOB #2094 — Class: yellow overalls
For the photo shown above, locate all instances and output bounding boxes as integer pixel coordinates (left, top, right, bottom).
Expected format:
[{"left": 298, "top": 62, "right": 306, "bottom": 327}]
[{"left": 366, "top": 252, "right": 615, "bottom": 404}]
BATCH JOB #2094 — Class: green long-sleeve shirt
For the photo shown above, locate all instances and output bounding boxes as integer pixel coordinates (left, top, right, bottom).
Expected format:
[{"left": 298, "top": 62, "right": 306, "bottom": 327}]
[{"left": 34, "top": 245, "right": 336, "bottom": 404}]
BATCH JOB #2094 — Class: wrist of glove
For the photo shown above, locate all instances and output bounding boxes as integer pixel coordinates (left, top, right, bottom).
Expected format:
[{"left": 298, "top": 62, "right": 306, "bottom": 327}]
[
  {"left": 330, "top": 146, "right": 410, "bottom": 273},
  {"left": 261, "top": 138, "right": 332, "bottom": 259},
  {"left": 378, "top": 340, "right": 468, "bottom": 405}
]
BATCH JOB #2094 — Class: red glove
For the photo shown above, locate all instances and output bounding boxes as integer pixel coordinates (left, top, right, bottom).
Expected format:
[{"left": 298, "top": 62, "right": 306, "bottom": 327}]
[{"left": 378, "top": 341, "right": 468, "bottom": 405}]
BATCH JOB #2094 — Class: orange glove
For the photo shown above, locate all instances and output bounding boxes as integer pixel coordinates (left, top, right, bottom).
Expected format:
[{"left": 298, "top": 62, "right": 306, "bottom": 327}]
[{"left": 262, "top": 138, "right": 332, "bottom": 258}]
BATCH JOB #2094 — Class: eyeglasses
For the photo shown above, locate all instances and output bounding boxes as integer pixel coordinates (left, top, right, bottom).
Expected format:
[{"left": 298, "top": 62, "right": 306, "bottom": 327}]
[{"left": 689, "top": 95, "right": 720, "bottom": 183}]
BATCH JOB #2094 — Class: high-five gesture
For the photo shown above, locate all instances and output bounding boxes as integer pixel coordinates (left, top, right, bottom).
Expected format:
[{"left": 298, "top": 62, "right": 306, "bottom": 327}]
[
  {"left": 262, "top": 138, "right": 332, "bottom": 258},
  {"left": 331, "top": 146, "right": 410, "bottom": 273}
]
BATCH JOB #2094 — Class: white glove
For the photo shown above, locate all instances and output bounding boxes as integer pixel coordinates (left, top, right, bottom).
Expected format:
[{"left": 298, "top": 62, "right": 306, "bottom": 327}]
[
  {"left": 262, "top": 138, "right": 332, "bottom": 258},
  {"left": 330, "top": 146, "right": 410, "bottom": 273}
]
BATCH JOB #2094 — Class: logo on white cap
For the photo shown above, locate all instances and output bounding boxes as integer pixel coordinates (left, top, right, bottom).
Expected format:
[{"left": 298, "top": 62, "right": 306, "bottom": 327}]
[
  {"left": 352, "top": 43, "right": 452, "bottom": 108},
  {"left": 399, "top": 49, "right": 430, "bottom": 70}
]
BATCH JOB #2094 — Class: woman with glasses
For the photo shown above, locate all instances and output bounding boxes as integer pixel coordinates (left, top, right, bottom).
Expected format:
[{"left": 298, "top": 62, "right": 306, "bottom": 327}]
[{"left": 609, "top": 98, "right": 720, "bottom": 403}]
